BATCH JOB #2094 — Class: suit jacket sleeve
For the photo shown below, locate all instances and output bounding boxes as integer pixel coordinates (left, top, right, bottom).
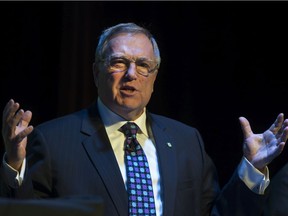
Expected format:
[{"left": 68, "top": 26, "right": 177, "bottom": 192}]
[
  {"left": 263, "top": 162, "right": 288, "bottom": 216},
  {"left": 0, "top": 127, "right": 53, "bottom": 199},
  {"left": 211, "top": 164, "right": 268, "bottom": 216}
]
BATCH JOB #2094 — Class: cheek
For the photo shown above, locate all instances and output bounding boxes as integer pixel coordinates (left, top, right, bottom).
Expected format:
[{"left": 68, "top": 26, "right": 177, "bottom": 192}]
[
  {"left": 97, "top": 73, "right": 117, "bottom": 96},
  {"left": 105, "top": 74, "right": 123, "bottom": 95},
  {"left": 148, "top": 76, "right": 157, "bottom": 91},
  {"left": 142, "top": 78, "right": 156, "bottom": 96}
]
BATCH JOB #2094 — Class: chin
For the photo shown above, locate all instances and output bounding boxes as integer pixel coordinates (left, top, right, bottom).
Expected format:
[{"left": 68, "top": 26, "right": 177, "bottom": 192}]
[
  {"left": 120, "top": 103, "right": 140, "bottom": 111},
  {"left": 118, "top": 102, "right": 144, "bottom": 112}
]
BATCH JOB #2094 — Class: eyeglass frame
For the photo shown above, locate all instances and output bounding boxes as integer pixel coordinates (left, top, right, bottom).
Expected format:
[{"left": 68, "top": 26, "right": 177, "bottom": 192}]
[{"left": 98, "top": 54, "right": 159, "bottom": 77}]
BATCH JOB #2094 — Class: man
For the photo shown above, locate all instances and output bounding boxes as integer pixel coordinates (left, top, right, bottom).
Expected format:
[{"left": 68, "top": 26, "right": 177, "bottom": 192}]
[{"left": 1, "top": 23, "right": 288, "bottom": 216}]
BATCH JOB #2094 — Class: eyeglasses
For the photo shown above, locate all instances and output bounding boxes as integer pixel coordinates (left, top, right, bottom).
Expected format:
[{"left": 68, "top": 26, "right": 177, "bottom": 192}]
[{"left": 101, "top": 55, "right": 159, "bottom": 77}]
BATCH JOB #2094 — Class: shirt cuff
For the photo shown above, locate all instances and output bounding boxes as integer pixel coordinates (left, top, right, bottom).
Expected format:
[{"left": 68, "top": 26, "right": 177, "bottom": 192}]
[
  {"left": 2, "top": 153, "right": 26, "bottom": 188},
  {"left": 238, "top": 157, "right": 270, "bottom": 195}
]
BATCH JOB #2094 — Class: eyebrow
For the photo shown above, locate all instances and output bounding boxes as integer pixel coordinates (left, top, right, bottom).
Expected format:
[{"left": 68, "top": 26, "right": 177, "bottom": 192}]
[{"left": 109, "top": 54, "right": 155, "bottom": 62}]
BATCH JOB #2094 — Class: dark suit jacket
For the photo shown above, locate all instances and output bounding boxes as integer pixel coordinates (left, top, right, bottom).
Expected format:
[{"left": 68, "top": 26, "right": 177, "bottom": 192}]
[
  {"left": 0, "top": 102, "right": 267, "bottom": 216},
  {"left": 263, "top": 163, "right": 288, "bottom": 216},
  {"left": 0, "top": 195, "right": 103, "bottom": 216}
]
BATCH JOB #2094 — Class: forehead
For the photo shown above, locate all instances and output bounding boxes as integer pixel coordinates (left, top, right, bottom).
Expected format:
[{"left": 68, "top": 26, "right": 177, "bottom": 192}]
[{"left": 104, "top": 33, "right": 155, "bottom": 59}]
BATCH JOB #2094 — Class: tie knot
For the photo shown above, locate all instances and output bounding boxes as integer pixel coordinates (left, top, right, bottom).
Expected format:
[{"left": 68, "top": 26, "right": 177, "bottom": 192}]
[{"left": 121, "top": 122, "right": 139, "bottom": 138}]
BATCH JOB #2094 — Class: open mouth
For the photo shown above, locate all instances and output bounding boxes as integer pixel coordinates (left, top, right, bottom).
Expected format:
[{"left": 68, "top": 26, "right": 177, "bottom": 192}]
[{"left": 120, "top": 85, "right": 137, "bottom": 94}]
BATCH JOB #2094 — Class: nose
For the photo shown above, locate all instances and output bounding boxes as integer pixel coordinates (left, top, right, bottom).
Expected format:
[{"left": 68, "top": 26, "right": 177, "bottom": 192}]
[{"left": 125, "top": 62, "right": 137, "bottom": 80}]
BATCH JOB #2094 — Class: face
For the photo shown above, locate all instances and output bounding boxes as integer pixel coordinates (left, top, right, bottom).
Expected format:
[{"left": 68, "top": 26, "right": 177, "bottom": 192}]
[{"left": 93, "top": 33, "right": 158, "bottom": 120}]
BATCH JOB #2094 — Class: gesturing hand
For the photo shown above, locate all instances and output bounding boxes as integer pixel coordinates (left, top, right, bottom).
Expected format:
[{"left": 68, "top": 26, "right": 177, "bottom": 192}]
[
  {"left": 239, "top": 113, "right": 288, "bottom": 172},
  {"left": 2, "top": 99, "right": 33, "bottom": 171}
]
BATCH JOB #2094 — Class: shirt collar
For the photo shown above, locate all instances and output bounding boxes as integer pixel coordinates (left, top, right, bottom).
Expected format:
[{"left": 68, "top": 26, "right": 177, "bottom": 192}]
[{"left": 97, "top": 98, "right": 148, "bottom": 136}]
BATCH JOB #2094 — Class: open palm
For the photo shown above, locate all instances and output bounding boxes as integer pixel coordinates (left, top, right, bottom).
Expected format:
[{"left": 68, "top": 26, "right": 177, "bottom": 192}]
[{"left": 240, "top": 113, "right": 288, "bottom": 171}]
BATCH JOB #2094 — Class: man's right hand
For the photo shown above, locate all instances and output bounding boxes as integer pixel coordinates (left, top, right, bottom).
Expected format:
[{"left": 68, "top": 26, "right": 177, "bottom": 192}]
[{"left": 2, "top": 99, "right": 33, "bottom": 171}]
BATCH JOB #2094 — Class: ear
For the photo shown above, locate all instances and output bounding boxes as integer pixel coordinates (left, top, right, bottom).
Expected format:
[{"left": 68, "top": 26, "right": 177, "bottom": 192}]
[{"left": 92, "top": 62, "right": 99, "bottom": 87}]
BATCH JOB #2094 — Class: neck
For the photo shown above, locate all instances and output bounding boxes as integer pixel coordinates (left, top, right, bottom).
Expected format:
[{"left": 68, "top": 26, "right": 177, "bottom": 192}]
[
  {"left": 97, "top": 98, "right": 145, "bottom": 121},
  {"left": 117, "top": 108, "right": 144, "bottom": 121}
]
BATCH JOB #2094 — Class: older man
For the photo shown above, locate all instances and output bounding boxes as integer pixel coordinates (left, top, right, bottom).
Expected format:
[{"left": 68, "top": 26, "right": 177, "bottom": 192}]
[{"left": 1, "top": 23, "right": 288, "bottom": 216}]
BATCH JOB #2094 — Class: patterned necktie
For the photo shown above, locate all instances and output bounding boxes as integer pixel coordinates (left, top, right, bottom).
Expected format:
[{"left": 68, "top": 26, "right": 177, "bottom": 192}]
[{"left": 121, "top": 122, "right": 156, "bottom": 216}]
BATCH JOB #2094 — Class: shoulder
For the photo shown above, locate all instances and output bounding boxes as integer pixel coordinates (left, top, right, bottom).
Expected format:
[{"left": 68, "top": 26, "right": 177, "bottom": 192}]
[
  {"left": 148, "top": 112, "right": 202, "bottom": 139},
  {"left": 35, "top": 108, "right": 89, "bottom": 131},
  {"left": 149, "top": 112, "right": 197, "bottom": 131},
  {"left": 148, "top": 112, "right": 207, "bottom": 160}
]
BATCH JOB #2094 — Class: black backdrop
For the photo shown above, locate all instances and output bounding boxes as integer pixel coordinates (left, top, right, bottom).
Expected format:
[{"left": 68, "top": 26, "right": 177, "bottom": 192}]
[{"left": 1, "top": 1, "right": 288, "bottom": 187}]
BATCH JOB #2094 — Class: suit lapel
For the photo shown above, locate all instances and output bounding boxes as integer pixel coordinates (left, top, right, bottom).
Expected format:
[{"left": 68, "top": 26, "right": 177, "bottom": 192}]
[
  {"left": 147, "top": 113, "right": 177, "bottom": 216},
  {"left": 81, "top": 103, "right": 128, "bottom": 216}
]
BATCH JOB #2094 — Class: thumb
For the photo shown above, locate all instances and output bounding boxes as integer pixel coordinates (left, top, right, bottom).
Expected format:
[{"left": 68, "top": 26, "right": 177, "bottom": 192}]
[{"left": 239, "top": 116, "right": 253, "bottom": 139}]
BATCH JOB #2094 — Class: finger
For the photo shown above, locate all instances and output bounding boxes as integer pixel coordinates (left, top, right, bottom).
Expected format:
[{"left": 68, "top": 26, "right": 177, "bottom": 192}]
[
  {"left": 20, "top": 111, "right": 33, "bottom": 127},
  {"left": 279, "top": 126, "right": 288, "bottom": 145},
  {"left": 284, "top": 119, "right": 288, "bottom": 127},
  {"left": 3, "top": 109, "right": 26, "bottom": 138},
  {"left": 13, "top": 126, "right": 34, "bottom": 144},
  {"left": 3, "top": 100, "right": 19, "bottom": 124},
  {"left": 11, "top": 109, "right": 25, "bottom": 128},
  {"left": 276, "top": 119, "right": 288, "bottom": 139},
  {"left": 269, "top": 113, "right": 284, "bottom": 134},
  {"left": 2, "top": 100, "right": 19, "bottom": 135},
  {"left": 274, "top": 142, "right": 286, "bottom": 157},
  {"left": 2, "top": 99, "right": 15, "bottom": 118},
  {"left": 281, "top": 119, "right": 288, "bottom": 132},
  {"left": 263, "top": 130, "right": 275, "bottom": 144},
  {"left": 239, "top": 116, "right": 253, "bottom": 139},
  {"left": 266, "top": 135, "right": 287, "bottom": 164}
]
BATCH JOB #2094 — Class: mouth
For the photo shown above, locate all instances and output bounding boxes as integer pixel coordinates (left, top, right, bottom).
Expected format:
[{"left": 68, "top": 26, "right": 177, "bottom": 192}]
[{"left": 120, "top": 85, "right": 137, "bottom": 95}]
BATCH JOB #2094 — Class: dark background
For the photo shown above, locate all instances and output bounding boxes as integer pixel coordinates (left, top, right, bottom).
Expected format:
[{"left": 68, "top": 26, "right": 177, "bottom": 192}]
[{"left": 1, "top": 1, "right": 288, "bottom": 187}]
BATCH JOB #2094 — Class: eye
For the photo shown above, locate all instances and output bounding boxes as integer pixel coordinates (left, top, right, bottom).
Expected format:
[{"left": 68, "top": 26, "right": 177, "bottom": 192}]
[
  {"left": 136, "top": 60, "right": 151, "bottom": 69},
  {"left": 110, "top": 57, "right": 128, "bottom": 69}
]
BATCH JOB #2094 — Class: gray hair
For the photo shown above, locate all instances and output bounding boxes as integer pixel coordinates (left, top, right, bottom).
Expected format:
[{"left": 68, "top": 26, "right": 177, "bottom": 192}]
[{"left": 95, "top": 23, "right": 161, "bottom": 67}]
